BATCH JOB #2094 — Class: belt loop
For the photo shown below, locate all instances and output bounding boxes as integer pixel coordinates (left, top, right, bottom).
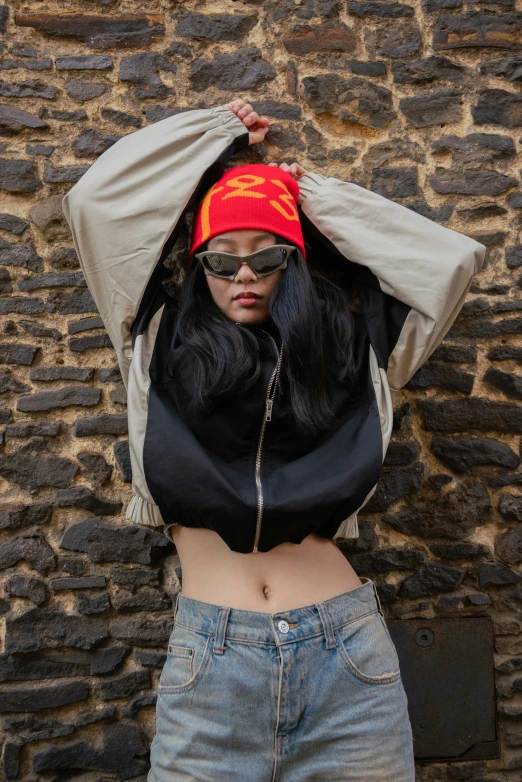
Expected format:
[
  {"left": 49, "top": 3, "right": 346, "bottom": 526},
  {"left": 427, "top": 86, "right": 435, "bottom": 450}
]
[
  {"left": 212, "top": 607, "right": 230, "bottom": 655},
  {"left": 316, "top": 601, "right": 336, "bottom": 650},
  {"left": 371, "top": 581, "right": 384, "bottom": 617}
]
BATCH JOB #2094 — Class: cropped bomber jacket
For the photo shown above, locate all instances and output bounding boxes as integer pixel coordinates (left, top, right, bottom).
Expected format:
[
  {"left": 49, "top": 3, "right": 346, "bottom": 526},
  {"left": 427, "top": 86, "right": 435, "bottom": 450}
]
[{"left": 62, "top": 104, "right": 487, "bottom": 554}]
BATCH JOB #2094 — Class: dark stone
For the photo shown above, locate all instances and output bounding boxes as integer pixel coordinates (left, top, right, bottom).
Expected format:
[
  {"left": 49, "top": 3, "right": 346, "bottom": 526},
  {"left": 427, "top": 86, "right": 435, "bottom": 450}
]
[
  {"left": 111, "top": 568, "right": 160, "bottom": 589},
  {"left": 99, "top": 364, "right": 121, "bottom": 382},
  {"left": 100, "top": 107, "right": 142, "bottom": 127},
  {"left": 251, "top": 100, "right": 302, "bottom": 120},
  {"left": 399, "top": 90, "right": 463, "bottom": 127},
  {"left": 393, "top": 55, "right": 465, "bottom": 84},
  {"left": 348, "top": 549, "right": 425, "bottom": 574},
  {"left": 0, "top": 6, "right": 7, "bottom": 34},
  {"left": 370, "top": 167, "right": 420, "bottom": 199},
  {"left": 5, "top": 574, "right": 48, "bottom": 608},
  {"left": 0, "top": 58, "right": 52, "bottom": 71},
  {"left": 112, "top": 587, "right": 171, "bottom": 612},
  {"left": 114, "top": 440, "right": 132, "bottom": 482},
  {"left": 382, "top": 442, "right": 420, "bottom": 467},
  {"left": 6, "top": 422, "right": 61, "bottom": 441},
  {"left": 346, "top": 59, "right": 387, "bottom": 75},
  {"left": 458, "top": 202, "right": 507, "bottom": 221},
  {"left": 484, "top": 367, "right": 522, "bottom": 400},
  {"left": 0, "top": 445, "right": 78, "bottom": 490},
  {"left": 68, "top": 316, "right": 104, "bottom": 334},
  {"left": 190, "top": 47, "right": 277, "bottom": 92},
  {"left": 488, "top": 344, "right": 522, "bottom": 362},
  {"left": 175, "top": 11, "right": 257, "bottom": 41},
  {"left": 431, "top": 131, "right": 516, "bottom": 164},
  {"left": 65, "top": 79, "right": 110, "bottom": 103},
  {"left": 32, "top": 722, "right": 150, "bottom": 778},
  {"left": 431, "top": 437, "right": 520, "bottom": 473},
  {"left": 420, "top": 399, "right": 522, "bottom": 433},
  {"left": 429, "top": 541, "right": 490, "bottom": 558},
  {"left": 302, "top": 72, "right": 394, "bottom": 128},
  {"left": 0, "top": 214, "right": 28, "bottom": 235},
  {"left": 429, "top": 344, "right": 477, "bottom": 363},
  {"left": 77, "top": 452, "right": 112, "bottom": 488},
  {"left": 120, "top": 52, "right": 176, "bottom": 99},
  {"left": 2, "top": 741, "right": 20, "bottom": 778},
  {"left": 54, "top": 487, "right": 122, "bottom": 516},
  {"left": 282, "top": 22, "right": 357, "bottom": 54},
  {"left": 375, "top": 21, "right": 422, "bottom": 58},
  {"left": 434, "top": 12, "right": 522, "bottom": 51},
  {"left": 69, "top": 334, "right": 113, "bottom": 353},
  {"left": 19, "top": 271, "right": 85, "bottom": 291},
  {"left": 56, "top": 55, "right": 113, "bottom": 71},
  {"left": 95, "top": 668, "right": 150, "bottom": 700},
  {"left": 506, "top": 245, "right": 522, "bottom": 268},
  {"left": 0, "top": 680, "right": 89, "bottom": 713},
  {"left": 495, "top": 522, "right": 522, "bottom": 564},
  {"left": 473, "top": 88, "right": 522, "bottom": 127},
  {"left": 0, "top": 369, "right": 31, "bottom": 394},
  {"left": 164, "top": 41, "right": 192, "bottom": 58},
  {"left": 0, "top": 297, "right": 44, "bottom": 315},
  {"left": 399, "top": 562, "right": 465, "bottom": 598},
  {"left": 17, "top": 387, "right": 100, "bottom": 412},
  {"left": 43, "top": 165, "right": 90, "bottom": 183},
  {"left": 72, "top": 128, "right": 121, "bottom": 158},
  {"left": 49, "top": 248, "right": 79, "bottom": 270},
  {"left": 15, "top": 13, "right": 166, "bottom": 50},
  {"left": 266, "top": 124, "right": 306, "bottom": 151},
  {"left": 109, "top": 616, "right": 172, "bottom": 647},
  {"left": 498, "top": 494, "right": 522, "bottom": 524},
  {"left": 448, "top": 316, "right": 522, "bottom": 339},
  {"left": 365, "top": 462, "right": 424, "bottom": 512},
  {"left": 26, "top": 143, "right": 54, "bottom": 156},
  {"left": 19, "top": 320, "right": 62, "bottom": 340},
  {"left": 5, "top": 606, "right": 108, "bottom": 653},
  {"left": 385, "top": 479, "right": 491, "bottom": 538},
  {"left": 0, "top": 105, "right": 49, "bottom": 136},
  {"left": 478, "top": 561, "right": 521, "bottom": 587},
  {"left": 349, "top": 1, "right": 414, "bottom": 17},
  {"left": 60, "top": 518, "right": 170, "bottom": 564},
  {"left": 50, "top": 575, "right": 106, "bottom": 591},
  {"left": 0, "top": 242, "right": 43, "bottom": 272},
  {"left": 0, "top": 80, "right": 57, "bottom": 101},
  {"left": 45, "top": 290, "right": 97, "bottom": 315},
  {"left": 0, "top": 503, "right": 52, "bottom": 533},
  {"left": 0, "top": 343, "right": 38, "bottom": 365},
  {"left": 0, "top": 531, "right": 56, "bottom": 575},
  {"left": 0, "top": 159, "right": 41, "bottom": 192},
  {"left": 29, "top": 366, "right": 93, "bottom": 382},
  {"left": 430, "top": 167, "right": 517, "bottom": 195},
  {"left": 508, "top": 191, "right": 522, "bottom": 208},
  {"left": 74, "top": 414, "right": 128, "bottom": 436},
  {"left": 77, "top": 592, "right": 111, "bottom": 615},
  {"left": 328, "top": 146, "right": 358, "bottom": 161},
  {"left": 145, "top": 105, "right": 183, "bottom": 123},
  {"left": 424, "top": 0, "right": 462, "bottom": 9},
  {"left": 30, "top": 194, "right": 70, "bottom": 241},
  {"left": 134, "top": 649, "right": 167, "bottom": 667}
]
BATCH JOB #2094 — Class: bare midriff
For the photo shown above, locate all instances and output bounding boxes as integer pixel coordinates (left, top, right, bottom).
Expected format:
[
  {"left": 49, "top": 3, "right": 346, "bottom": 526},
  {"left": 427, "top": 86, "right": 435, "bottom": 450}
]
[{"left": 168, "top": 525, "right": 363, "bottom": 613}]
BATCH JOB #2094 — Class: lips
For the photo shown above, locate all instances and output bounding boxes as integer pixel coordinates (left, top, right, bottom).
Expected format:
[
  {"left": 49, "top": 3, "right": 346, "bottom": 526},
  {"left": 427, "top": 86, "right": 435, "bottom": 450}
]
[{"left": 235, "top": 292, "right": 261, "bottom": 300}]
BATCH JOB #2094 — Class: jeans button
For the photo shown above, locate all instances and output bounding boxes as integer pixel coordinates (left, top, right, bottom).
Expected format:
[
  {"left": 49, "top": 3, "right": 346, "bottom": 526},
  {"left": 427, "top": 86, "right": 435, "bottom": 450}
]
[{"left": 278, "top": 620, "right": 290, "bottom": 634}]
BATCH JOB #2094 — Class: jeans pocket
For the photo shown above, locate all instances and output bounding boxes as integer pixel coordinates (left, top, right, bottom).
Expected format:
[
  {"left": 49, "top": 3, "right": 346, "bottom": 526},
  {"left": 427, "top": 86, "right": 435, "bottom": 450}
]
[
  {"left": 336, "top": 610, "right": 402, "bottom": 686},
  {"left": 158, "top": 623, "right": 212, "bottom": 694}
]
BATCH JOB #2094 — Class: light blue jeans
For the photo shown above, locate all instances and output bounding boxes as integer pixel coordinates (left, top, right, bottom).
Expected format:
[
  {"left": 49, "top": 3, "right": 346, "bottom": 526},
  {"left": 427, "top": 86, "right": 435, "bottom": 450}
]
[{"left": 148, "top": 576, "right": 415, "bottom": 781}]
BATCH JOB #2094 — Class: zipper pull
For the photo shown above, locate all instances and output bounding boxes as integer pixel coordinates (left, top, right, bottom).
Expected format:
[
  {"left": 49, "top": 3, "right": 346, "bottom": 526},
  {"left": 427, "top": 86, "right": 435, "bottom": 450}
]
[{"left": 265, "top": 399, "right": 273, "bottom": 422}]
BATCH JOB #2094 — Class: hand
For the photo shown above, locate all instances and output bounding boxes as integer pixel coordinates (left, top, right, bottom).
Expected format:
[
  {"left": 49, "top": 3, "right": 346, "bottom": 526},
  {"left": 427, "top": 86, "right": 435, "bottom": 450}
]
[
  {"left": 227, "top": 99, "right": 269, "bottom": 145},
  {"left": 268, "top": 161, "right": 307, "bottom": 180}
]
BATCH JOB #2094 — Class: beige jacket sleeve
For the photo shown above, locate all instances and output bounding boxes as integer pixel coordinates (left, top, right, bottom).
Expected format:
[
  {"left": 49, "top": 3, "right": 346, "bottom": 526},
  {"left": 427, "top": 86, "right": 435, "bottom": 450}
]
[
  {"left": 297, "top": 171, "right": 487, "bottom": 391},
  {"left": 62, "top": 104, "right": 247, "bottom": 389}
]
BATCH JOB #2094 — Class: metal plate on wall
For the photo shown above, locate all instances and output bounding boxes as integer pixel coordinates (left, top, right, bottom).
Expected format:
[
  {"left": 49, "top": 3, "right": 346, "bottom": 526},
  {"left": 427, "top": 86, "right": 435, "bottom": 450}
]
[{"left": 387, "top": 616, "right": 499, "bottom": 762}]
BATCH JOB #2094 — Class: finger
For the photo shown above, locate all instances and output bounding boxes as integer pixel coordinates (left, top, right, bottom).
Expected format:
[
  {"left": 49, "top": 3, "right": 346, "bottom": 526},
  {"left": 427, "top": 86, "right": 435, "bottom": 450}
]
[{"left": 238, "top": 103, "right": 253, "bottom": 116}]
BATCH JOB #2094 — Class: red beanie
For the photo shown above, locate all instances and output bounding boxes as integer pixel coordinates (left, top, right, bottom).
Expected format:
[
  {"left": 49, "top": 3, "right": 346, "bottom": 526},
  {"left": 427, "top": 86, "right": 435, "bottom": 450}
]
[{"left": 189, "top": 163, "right": 306, "bottom": 259}]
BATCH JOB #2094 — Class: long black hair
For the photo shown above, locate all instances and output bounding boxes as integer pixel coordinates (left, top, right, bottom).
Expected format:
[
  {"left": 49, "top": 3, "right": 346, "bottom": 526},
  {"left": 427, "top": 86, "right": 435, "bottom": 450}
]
[{"left": 166, "top": 237, "right": 361, "bottom": 436}]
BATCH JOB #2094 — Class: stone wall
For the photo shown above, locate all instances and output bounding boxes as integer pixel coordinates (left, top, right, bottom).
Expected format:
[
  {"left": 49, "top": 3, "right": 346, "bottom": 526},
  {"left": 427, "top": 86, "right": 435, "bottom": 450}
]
[{"left": 0, "top": 0, "right": 521, "bottom": 779}]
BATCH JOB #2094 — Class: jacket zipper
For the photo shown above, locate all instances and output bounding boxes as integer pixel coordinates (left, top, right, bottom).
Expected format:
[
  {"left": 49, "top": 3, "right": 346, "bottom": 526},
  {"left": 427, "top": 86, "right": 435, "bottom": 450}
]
[{"left": 252, "top": 335, "right": 283, "bottom": 553}]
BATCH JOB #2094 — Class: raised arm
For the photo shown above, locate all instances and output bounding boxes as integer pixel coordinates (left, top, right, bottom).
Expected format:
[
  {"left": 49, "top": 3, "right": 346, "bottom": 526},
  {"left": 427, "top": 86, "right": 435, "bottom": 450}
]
[
  {"left": 297, "top": 171, "right": 486, "bottom": 391},
  {"left": 62, "top": 104, "right": 249, "bottom": 389}
]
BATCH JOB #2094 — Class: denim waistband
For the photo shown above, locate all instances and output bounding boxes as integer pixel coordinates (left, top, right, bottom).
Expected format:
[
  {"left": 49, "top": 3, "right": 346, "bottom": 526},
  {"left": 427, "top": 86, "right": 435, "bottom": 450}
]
[{"left": 172, "top": 577, "right": 383, "bottom": 653}]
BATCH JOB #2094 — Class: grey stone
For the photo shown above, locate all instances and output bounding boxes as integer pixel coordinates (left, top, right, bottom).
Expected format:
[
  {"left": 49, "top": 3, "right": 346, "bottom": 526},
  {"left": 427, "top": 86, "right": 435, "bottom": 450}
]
[
  {"left": 430, "top": 167, "right": 517, "bottom": 195},
  {"left": 399, "top": 90, "right": 463, "bottom": 127},
  {"left": 50, "top": 575, "right": 106, "bottom": 590},
  {"left": 496, "top": 521, "right": 522, "bottom": 564},
  {"left": 0, "top": 79, "right": 58, "bottom": 99},
  {"left": 95, "top": 668, "right": 150, "bottom": 700},
  {"left": 302, "top": 72, "right": 394, "bottom": 128},
  {"left": 5, "top": 606, "right": 108, "bottom": 653},
  {"left": 100, "top": 107, "right": 141, "bottom": 127},
  {"left": 29, "top": 366, "right": 93, "bottom": 382},
  {"left": 473, "top": 88, "right": 522, "bottom": 127},
  {"left": 15, "top": 13, "right": 166, "bottom": 50},
  {"left": 175, "top": 11, "right": 257, "bottom": 41},
  {"left": 0, "top": 213, "right": 29, "bottom": 235},
  {"left": 0, "top": 242, "right": 43, "bottom": 272},
  {"left": 0, "top": 343, "right": 38, "bottom": 365},
  {"left": 0, "top": 159, "right": 41, "bottom": 192},
  {"left": 74, "top": 414, "right": 128, "bottom": 436},
  {"left": 0, "top": 531, "right": 56, "bottom": 575},
  {"left": 120, "top": 52, "right": 176, "bottom": 99},
  {"left": 60, "top": 518, "right": 170, "bottom": 564},
  {"left": 114, "top": 440, "right": 132, "bottom": 482},
  {"left": 17, "top": 387, "right": 101, "bottom": 412},
  {"left": 45, "top": 290, "right": 97, "bottom": 315},
  {"left": 56, "top": 55, "right": 113, "bottom": 71},
  {"left": 478, "top": 562, "right": 521, "bottom": 587},
  {"left": 29, "top": 194, "right": 70, "bottom": 242},
  {"left": 431, "top": 437, "right": 520, "bottom": 473},
  {"left": 54, "top": 487, "right": 122, "bottom": 516},
  {"left": 365, "top": 462, "right": 424, "bottom": 512},
  {"left": 393, "top": 55, "right": 465, "bottom": 84},
  {"left": 49, "top": 247, "right": 79, "bottom": 270},
  {"left": 190, "top": 47, "right": 277, "bottom": 92},
  {"left": 43, "top": 165, "right": 90, "bottom": 184},
  {"left": 19, "top": 271, "right": 85, "bottom": 291},
  {"left": 399, "top": 562, "right": 465, "bottom": 598},
  {"left": 420, "top": 398, "right": 522, "bottom": 433},
  {"left": 0, "top": 502, "right": 52, "bottom": 531},
  {"left": 0, "top": 445, "right": 78, "bottom": 490},
  {"left": 0, "top": 105, "right": 49, "bottom": 135},
  {"left": 72, "top": 128, "right": 121, "bottom": 158},
  {"left": 65, "top": 78, "right": 110, "bottom": 103},
  {"left": 6, "top": 574, "right": 47, "bottom": 604},
  {"left": 0, "top": 681, "right": 89, "bottom": 713}
]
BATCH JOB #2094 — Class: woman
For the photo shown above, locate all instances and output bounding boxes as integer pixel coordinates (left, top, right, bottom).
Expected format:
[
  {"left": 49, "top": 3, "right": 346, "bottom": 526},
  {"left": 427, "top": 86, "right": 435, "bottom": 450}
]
[{"left": 63, "top": 98, "right": 486, "bottom": 781}]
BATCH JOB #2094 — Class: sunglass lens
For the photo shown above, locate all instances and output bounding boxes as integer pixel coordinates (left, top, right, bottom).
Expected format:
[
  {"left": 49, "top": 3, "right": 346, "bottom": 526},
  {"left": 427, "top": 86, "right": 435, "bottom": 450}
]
[
  {"left": 252, "top": 248, "right": 288, "bottom": 275},
  {"left": 202, "top": 253, "right": 237, "bottom": 277}
]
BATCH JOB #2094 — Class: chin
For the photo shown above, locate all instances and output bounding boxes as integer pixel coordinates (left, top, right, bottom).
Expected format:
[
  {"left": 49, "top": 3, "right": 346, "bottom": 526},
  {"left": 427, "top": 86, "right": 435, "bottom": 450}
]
[{"left": 230, "top": 309, "right": 268, "bottom": 325}]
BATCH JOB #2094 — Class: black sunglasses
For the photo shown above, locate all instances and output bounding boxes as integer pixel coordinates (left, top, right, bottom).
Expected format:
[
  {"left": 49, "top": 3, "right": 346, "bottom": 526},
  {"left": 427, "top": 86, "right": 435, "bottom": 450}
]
[{"left": 194, "top": 244, "right": 297, "bottom": 280}]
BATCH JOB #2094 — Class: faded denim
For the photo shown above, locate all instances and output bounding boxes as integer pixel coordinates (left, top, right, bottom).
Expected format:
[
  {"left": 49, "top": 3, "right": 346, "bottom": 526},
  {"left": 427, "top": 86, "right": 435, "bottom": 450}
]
[{"left": 148, "top": 576, "right": 415, "bottom": 781}]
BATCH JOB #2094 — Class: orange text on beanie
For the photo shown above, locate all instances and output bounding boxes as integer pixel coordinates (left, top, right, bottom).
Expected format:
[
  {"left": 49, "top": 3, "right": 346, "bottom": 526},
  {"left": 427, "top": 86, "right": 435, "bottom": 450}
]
[{"left": 189, "top": 163, "right": 306, "bottom": 260}]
